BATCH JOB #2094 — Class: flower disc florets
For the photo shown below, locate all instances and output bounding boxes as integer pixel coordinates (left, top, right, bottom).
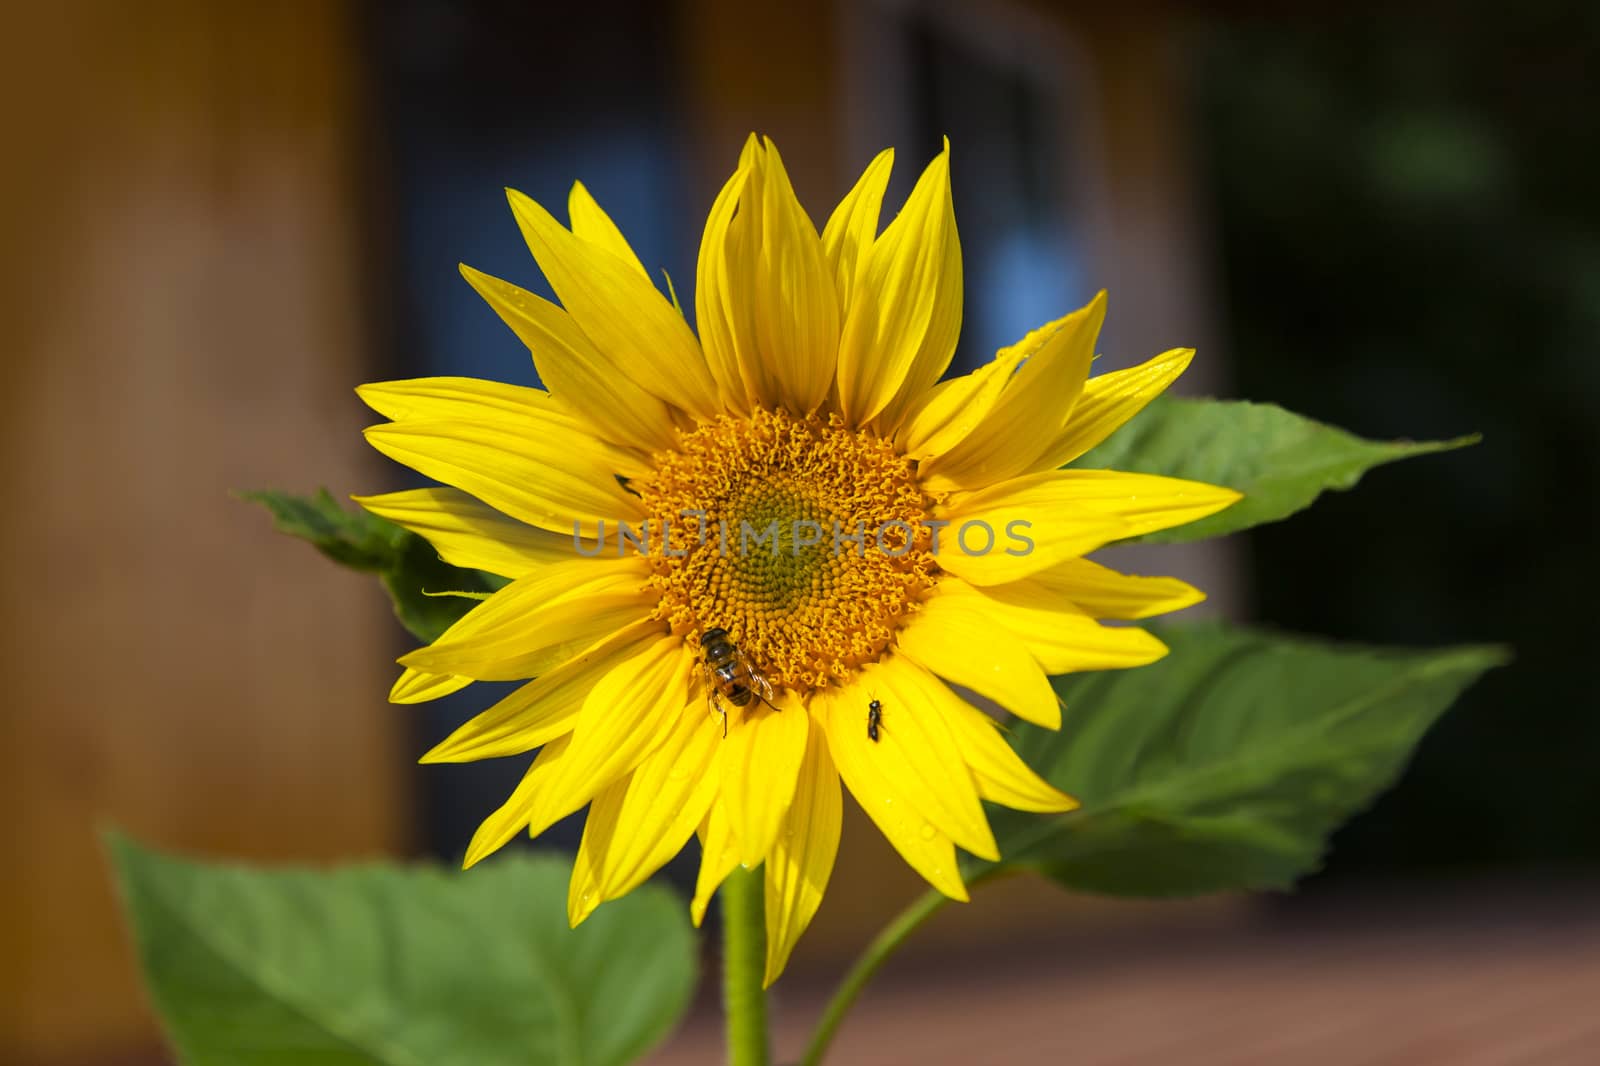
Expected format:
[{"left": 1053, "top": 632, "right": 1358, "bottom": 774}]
[{"left": 636, "top": 408, "right": 937, "bottom": 692}]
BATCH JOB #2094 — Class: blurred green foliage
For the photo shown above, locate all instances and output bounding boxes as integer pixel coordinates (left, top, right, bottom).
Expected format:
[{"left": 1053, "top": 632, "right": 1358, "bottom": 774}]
[
  {"left": 985, "top": 624, "right": 1505, "bottom": 895},
  {"left": 243, "top": 489, "right": 500, "bottom": 643},
  {"left": 1075, "top": 396, "right": 1476, "bottom": 543},
  {"left": 109, "top": 835, "right": 697, "bottom": 1066},
  {"left": 1195, "top": 3, "right": 1600, "bottom": 872},
  {"left": 985, "top": 617, "right": 1497, "bottom": 889}
]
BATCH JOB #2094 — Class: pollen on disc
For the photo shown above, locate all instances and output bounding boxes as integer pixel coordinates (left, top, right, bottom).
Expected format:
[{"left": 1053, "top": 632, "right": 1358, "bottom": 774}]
[{"left": 635, "top": 408, "right": 937, "bottom": 693}]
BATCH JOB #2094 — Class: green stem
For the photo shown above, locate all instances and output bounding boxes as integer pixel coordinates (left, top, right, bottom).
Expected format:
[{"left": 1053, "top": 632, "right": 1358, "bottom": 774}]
[
  {"left": 722, "top": 866, "right": 770, "bottom": 1066},
  {"left": 798, "top": 888, "right": 950, "bottom": 1066}
]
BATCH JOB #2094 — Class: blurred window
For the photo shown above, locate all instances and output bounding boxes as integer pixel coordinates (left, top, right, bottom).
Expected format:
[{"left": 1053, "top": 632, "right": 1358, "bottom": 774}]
[{"left": 843, "top": 0, "right": 1094, "bottom": 372}]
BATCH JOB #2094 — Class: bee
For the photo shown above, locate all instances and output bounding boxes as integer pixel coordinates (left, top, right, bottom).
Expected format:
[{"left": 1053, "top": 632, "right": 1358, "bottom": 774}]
[
  {"left": 867, "top": 698, "right": 883, "bottom": 742},
  {"left": 699, "top": 627, "right": 774, "bottom": 736}
]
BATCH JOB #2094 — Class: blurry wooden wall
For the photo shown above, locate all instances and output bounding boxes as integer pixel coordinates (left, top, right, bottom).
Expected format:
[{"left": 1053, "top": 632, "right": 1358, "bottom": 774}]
[{"left": 0, "top": 3, "right": 403, "bottom": 1062}]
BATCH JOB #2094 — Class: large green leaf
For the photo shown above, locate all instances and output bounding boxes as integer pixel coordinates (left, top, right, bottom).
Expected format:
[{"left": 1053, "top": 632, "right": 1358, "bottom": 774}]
[
  {"left": 109, "top": 836, "right": 697, "bottom": 1066},
  {"left": 242, "top": 489, "right": 503, "bottom": 642},
  {"left": 1073, "top": 396, "right": 1477, "bottom": 542},
  {"left": 985, "top": 623, "right": 1506, "bottom": 895}
]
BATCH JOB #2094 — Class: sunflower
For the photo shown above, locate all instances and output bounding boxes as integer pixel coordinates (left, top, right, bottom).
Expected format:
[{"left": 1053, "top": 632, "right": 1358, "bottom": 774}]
[{"left": 356, "top": 137, "right": 1239, "bottom": 984}]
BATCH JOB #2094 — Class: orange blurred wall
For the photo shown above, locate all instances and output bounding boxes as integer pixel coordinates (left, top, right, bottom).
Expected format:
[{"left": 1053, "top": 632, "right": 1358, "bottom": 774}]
[{"left": 1, "top": 3, "right": 404, "bottom": 1061}]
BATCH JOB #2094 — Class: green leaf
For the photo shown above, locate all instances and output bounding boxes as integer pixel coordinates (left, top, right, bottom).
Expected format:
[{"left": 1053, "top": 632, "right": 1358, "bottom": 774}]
[
  {"left": 242, "top": 489, "right": 504, "bottom": 642},
  {"left": 240, "top": 488, "right": 404, "bottom": 571},
  {"left": 986, "top": 622, "right": 1507, "bottom": 895},
  {"left": 108, "top": 836, "right": 697, "bottom": 1066},
  {"left": 1073, "top": 396, "right": 1477, "bottom": 542}
]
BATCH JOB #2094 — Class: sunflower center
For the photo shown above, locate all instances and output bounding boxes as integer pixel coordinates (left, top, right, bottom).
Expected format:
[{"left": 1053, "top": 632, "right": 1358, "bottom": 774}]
[{"left": 635, "top": 408, "right": 937, "bottom": 693}]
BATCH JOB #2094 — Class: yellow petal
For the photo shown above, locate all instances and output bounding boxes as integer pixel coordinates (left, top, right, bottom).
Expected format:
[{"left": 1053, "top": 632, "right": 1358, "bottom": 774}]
[
  {"left": 929, "top": 693, "right": 1078, "bottom": 814},
  {"left": 359, "top": 420, "right": 639, "bottom": 541},
  {"left": 919, "top": 294, "right": 1105, "bottom": 492},
  {"left": 399, "top": 562, "right": 652, "bottom": 681},
  {"left": 895, "top": 592, "right": 1060, "bottom": 728},
  {"left": 355, "top": 487, "right": 579, "bottom": 579},
  {"left": 721, "top": 688, "right": 810, "bottom": 866},
  {"left": 820, "top": 148, "right": 893, "bottom": 314},
  {"left": 421, "top": 619, "right": 661, "bottom": 763},
  {"left": 749, "top": 139, "right": 840, "bottom": 413},
  {"left": 363, "top": 418, "right": 644, "bottom": 539},
  {"left": 939, "top": 578, "right": 1169, "bottom": 675},
  {"left": 763, "top": 720, "right": 841, "bottom": 986},
  {"left": 567, "top": 774, "right": 627, "bottom": 926},
  {"left": 1044, "top": 347, "right": 1194, "bottom": 466},
  {"left": 520, "top": 637, "right": 693, "bottom": 839},
  {"left": 822, "top": 679, "right": 969, "bottom": 900},
  {"left": 595, "top": 703, "right": 722, "bottom": 901},
  {"left": 358, "top": 375, "right": 646, "bottom": 477},
  {"left": 836, "top": 144, "right": 962, "bottom": 431},
  {"left": 389, "top": 667, "right": 471, "bottom": 705},
  {"left": 691, "top": 799, "right": 740, "bottom": 928},
  {"left": 703, "top": 138, "right": 776, "bottom": 410},
  {"left": 695, "top": 152, "right": 757, "bottom": 410},
  {"left": 568, "top": 181, "right": 649, "bottom": 279},
  {"left": 459, "top": 266, "right": 675, "bottom": 455},
  {"left": 462, "top": 734, "right": 571, "bottom": 869},
  {"left": 1025, "top": 556, "right": 1205, "bottom": 620},
  {"left": 356, "top": 375, "right": 544, "bottom": 423},
  {"left": 832, "top": 659, "right": 992, "bottom": 870},
  {"left": 507, "top": 188, "right": 719, "bottom": 421},
  {"left": 696, "top": 139, "right": 840, "bottom": 415},
  {"left": 934, "top": 472, "right": 1131, "bottom": 586},
  {"left": 894, "top": 336, "right": 1027, "bottom": 461},
  {"left": 861, "top": 658, "right": 998, "bottom": 860},
  {"left": 1043, "top": 470, "right": 1242, "bottom": 540}
]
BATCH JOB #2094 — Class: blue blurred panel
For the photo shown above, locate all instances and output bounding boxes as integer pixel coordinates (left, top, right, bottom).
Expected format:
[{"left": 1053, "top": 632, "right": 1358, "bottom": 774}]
[
  {"left": 397, "top": 132, "right": 687, "bottom": 389},
  {"left": 894, "top": 9, "right": 1091, "bottom": 372},
  {"left": 979, "top": 227, "right": 1088, "bottom": 353}
]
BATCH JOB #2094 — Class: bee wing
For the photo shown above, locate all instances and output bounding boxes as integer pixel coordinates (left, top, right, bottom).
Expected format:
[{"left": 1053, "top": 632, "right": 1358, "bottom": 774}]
[{"left": 750, "top": 666, "right": 775, "bottom": 702}]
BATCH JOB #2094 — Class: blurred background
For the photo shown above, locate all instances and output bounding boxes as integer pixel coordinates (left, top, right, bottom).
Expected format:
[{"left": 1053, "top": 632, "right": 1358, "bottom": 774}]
[{"left": 5, "top": 1, "right": 1596, "bottom": 1063}]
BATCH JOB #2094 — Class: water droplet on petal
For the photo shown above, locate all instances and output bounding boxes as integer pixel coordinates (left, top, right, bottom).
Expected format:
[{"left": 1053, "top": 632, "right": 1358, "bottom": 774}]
[{"left": 919, "top": 823, "right": 936, "bottom": 840}]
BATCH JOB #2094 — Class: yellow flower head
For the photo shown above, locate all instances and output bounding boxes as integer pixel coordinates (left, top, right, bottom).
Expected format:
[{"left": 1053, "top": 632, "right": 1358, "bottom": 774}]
[{"left": 356, "top": 137, "right": 1239, "bottom": 984}]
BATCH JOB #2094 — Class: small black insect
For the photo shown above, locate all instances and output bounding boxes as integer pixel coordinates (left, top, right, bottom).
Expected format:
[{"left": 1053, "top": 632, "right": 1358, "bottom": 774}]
[{"left": 866, "top": 698, "right": 883, "bottom": 742}]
